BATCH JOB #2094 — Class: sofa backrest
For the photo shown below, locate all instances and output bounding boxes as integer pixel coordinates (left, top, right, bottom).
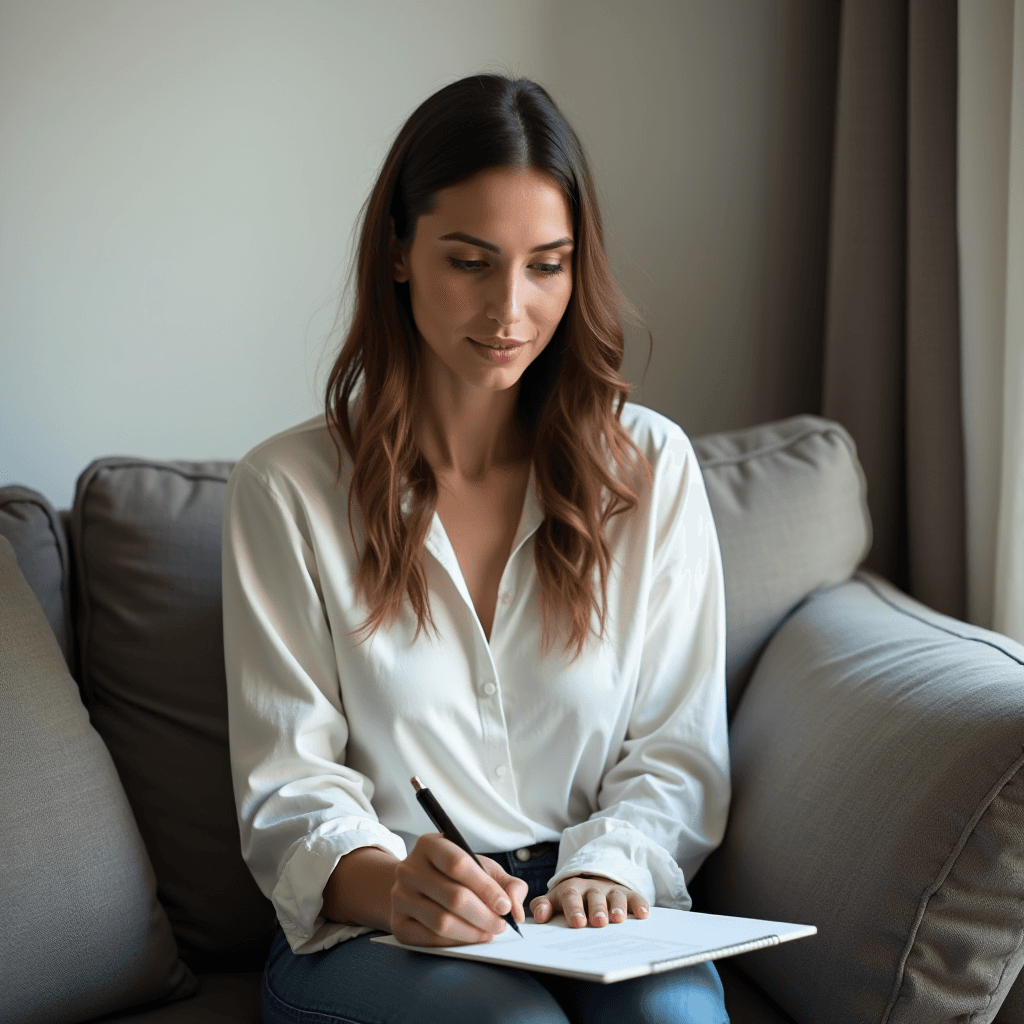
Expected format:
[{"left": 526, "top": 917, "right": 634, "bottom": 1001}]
[
  {"left": 0, "top": 412, "right": 871, "bottom": 973},
  {"left": 68, "top": 456, "right": 276, "bottom": 975},
  {"left": 692, "top": 414, "right": 871, "bottom": 715}
]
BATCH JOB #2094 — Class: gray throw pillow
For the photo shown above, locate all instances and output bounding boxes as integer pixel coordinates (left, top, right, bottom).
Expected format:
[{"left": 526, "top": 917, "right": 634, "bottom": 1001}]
[
  {"left": 0, "top": 536, "right": 195, "bottom": 1024},
  {"left": 70, "top": 457, "right": 277, "bottom": 973},
  {"left": 702, "top": 570, "right": 1024, "bottom": 1024},
  {"left": 0, "top": 485, "right": 74, "bottom": 672},
  {"left": 693, "top": 415, "right": 871, "bottom": 717}
]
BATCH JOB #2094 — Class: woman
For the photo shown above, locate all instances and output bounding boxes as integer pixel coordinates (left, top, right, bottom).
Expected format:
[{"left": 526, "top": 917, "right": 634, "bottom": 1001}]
[{"left": 222, "top": 73, "right": 731, "bottom": 1023}]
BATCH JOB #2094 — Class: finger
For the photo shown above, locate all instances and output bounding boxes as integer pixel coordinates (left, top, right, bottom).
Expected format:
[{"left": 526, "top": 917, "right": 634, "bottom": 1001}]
[
  {"left": 530, "top": 895, "right": 553, "bottom": 922},
  {"left": 505, "top": 876, "right": 529, "bottom": 923},
  {"left": 627, "top": 891, "right": 650, "bottom": 919},
  {"left": 476, "top": 855, "right": 525, "bottom": 921},
  {"left": 607, "top": 889, "right": 629, "bottom": 923},
  {"left": 560, "top": 886, "right": 587, "bottom": 928},
  {"left": 436, "top": 847, "right": 513, "bottom": 919},
  {"left": 584, "top": 886, "right": 609, "bottom": 927}
]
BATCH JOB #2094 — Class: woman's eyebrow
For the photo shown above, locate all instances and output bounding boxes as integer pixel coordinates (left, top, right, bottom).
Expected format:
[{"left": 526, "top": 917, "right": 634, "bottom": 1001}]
[{"left": 437, "top": 231, "right": 573, "bottom": 254}]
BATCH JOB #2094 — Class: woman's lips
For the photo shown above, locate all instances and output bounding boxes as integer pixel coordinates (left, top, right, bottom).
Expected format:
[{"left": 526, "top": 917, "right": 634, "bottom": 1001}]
[{"left": 470, "top": 337, "right": 527, "bottom": 349}]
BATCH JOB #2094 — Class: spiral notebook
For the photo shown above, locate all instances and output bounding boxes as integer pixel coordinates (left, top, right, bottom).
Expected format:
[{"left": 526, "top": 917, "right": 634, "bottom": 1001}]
[{"left": 371, "top": 908, "right": 816, "bottom": 984}]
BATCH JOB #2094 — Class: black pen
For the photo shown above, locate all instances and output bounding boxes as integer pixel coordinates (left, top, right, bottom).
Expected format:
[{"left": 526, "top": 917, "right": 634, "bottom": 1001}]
[{"left": 411, "top": 776, "right": 523, "bottom": 939}]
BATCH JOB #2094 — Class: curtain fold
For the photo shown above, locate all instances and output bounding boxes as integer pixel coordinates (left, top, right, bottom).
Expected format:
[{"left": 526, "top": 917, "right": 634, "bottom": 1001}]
[
  {"left": 823, "top": 0, "right": 966, "bottom": 618},
  {"left": 959, "top": 0, "right": 1024, "bottom": 645},
  {"left": 992, "top": 3, "right": 1024, "bottom": 645}
]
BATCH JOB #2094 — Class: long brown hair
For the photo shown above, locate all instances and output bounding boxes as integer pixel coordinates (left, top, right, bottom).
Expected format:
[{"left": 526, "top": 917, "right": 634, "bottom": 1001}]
[{"left": 325, "top": 74, "right": 651, "bottom": 659}]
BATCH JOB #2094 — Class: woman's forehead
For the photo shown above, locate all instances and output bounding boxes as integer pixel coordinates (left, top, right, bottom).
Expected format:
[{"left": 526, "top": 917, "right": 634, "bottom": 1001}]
[{"left": 424, "top": 167, "right": 573, "bottom": 244}]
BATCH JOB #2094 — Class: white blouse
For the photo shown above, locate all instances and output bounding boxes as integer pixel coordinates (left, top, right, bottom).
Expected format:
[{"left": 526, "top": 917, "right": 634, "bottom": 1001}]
[{"left": 222, "top": 402, "right": 730, "bottom": 955}]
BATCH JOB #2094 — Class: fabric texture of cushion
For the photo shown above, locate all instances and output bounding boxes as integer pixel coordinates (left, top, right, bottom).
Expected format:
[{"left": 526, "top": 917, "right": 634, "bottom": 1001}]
[
  {"left": 0, "top": 535, "right": 195, "bottom": 1024},
  {"left": 70, "top": 457, "right": 277, "bottom": 974},
  {"left": 0, "top": 484, "right": 74, "bottom": 672},
  {"left": 701, "top": 569, "right": 1024, "bottom": 1024},
  {"left": 692, "top": 414, "right": 871, "bottom": 716}
]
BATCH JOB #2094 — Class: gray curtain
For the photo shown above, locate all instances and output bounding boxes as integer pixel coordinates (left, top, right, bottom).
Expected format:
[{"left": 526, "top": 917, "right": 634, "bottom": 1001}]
[{"left": 822, "top": 0, "right": 966, "bottom": 618}]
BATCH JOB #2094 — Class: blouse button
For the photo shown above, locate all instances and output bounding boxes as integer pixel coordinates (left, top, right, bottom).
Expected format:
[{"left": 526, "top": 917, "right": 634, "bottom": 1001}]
[
  {"left": 483, "top": 682, "right": 497, "bottom": 696},
  {"left": 495, "top": 765, "right": 507, "bottom": 778}
]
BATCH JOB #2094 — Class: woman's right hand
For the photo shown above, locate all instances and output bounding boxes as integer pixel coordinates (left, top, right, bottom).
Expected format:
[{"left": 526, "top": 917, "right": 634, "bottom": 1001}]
[{"left": 390, "top": 833, "right": 527, "bottom": 946}]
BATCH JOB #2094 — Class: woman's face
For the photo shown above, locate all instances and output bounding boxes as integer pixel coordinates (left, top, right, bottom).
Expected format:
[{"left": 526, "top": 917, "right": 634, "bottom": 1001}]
[{"left": 393, "top": 165, "right": 574, "bottom": 395}]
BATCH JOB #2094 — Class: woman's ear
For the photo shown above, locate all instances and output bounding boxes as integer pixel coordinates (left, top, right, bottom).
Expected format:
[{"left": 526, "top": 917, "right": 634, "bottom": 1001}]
[{"left": 390, "top": 217, "right": 410, "bottom": 283}]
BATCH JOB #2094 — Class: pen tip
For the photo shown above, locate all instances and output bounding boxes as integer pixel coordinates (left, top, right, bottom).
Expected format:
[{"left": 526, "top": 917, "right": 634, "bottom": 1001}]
[{"left": 411, "top": 776, "right": 424, "bottom": 792}]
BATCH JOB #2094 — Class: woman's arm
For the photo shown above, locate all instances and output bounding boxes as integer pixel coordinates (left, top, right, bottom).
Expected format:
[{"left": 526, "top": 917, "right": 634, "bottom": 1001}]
[
  {"left": 223, "top": 458, "right": 408, "bottom": 953},
  {"left": 322, "top": 847, "right": 399, "bottom": 931}
]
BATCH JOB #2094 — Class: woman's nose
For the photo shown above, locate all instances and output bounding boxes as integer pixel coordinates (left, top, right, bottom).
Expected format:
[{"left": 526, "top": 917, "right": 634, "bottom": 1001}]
[{"left": 485, "top": 269, "right": 522, "bottom": 326}]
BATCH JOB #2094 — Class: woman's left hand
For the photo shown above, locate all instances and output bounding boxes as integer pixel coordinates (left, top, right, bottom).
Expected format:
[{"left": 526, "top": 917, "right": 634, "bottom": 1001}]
[{"left": 530, "top": 874, "right": 649, "bottom": 928}]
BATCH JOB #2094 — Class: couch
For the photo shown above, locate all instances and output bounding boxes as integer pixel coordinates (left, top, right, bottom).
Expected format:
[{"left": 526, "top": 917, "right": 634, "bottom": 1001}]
[{"left": 2, "top": 413, "right": 1022, "bottom": 1024}]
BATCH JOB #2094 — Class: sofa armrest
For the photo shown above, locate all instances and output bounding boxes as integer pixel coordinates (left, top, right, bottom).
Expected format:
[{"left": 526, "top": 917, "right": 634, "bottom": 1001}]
[{"left": 701, "top": 571, "right": 1024, "bottom": 1024}]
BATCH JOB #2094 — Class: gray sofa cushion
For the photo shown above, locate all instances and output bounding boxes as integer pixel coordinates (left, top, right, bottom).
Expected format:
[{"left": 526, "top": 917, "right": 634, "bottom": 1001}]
[
  {"left": 0, "top": 485, "right": 74, "bottom": 671},
  {"left": 0, "top": 536, "right": 195, "bottom": 1024},
  {"left": 692, "top": 415, "right": 871, "bottom": 716},
  {"left": 70, "top": 457, "right": 277, "bottom": 974},
  {"left": 701, "top": 569, "right": 1024, "bottom": 1024},
  {"left": 90, "top": 973, "right": 261, "bottom": 1023}
]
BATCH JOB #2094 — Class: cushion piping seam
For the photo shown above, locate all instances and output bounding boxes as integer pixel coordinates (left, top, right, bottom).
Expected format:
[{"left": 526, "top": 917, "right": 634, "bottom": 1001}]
[
  {"left": 695, "top": 424, "right": 856, "bottom": 468},
  {"left": 854, "top": 574, "right": 1024, "bottom": 668},
  {"left": 88, "top": 460, "right": 232, "bottom": 484},
  {"left": 879, "top": 748, "right": 1024, "bottom": 1024}
]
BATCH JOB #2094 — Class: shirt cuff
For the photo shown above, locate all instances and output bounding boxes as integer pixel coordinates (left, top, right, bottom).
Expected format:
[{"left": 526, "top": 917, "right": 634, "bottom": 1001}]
[
  {"left": 271, "top": 820, "right": 408, "bottom": 954},
  {"left": 547, "top": 817, "right": 692, "bottom": 911}
]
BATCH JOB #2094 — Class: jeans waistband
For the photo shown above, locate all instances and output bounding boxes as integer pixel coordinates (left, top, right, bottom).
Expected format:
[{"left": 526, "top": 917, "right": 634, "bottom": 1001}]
[{"left": 480, "top": 841, "right": 558, "bottom": 863}]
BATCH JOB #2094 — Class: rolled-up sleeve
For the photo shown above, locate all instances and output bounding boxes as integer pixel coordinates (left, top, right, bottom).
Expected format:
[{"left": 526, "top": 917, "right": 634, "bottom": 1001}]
[
  {"left": 548, "top": 434, "right": 731, "bottom": 909},
  {"left": 222, "top": 460, "right": 407, "bottom": 954}
]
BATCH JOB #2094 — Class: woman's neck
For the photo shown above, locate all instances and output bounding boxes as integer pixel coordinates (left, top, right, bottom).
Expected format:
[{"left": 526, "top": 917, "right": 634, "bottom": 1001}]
[{"left": 415, "top": 362, "right": 529, "bottom": 481}]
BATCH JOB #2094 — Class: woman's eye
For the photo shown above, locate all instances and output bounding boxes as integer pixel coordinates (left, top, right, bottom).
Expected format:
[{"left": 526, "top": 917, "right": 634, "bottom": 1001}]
[{"left": 446, "top": 257, "right": 565, "bottom": 276}]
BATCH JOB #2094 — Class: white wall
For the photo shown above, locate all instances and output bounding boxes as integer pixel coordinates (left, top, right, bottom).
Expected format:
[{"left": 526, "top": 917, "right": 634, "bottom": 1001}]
[{"left": 1, "top": 0, "right": 836, "bottom": 510}]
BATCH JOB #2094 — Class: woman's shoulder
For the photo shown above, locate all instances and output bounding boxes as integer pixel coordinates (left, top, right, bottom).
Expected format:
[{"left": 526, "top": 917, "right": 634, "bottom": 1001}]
[
  {"left": 618, "top": 401, "right": 696, "bottom": 469},
  {"left": 230, "top": 411, "right": 347, "bottom": 506}
]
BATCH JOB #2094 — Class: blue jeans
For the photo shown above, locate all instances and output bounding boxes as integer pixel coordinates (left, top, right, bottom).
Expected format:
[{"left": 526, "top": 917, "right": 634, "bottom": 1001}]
[{"left": 262, "top": 846, "right": 730, "bottom": 1024}]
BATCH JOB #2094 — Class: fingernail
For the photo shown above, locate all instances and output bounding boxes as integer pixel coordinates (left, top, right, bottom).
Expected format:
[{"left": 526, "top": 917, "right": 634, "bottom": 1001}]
[
  {"left": 611, "top": 908, "right": 624, "bottom": 920},
  {"left": 572, "top": 913, "right": 586, "bottom": 926},
  {"left": 594, "top": 911, "right": 607, "bottom": 921},
  {"left": 496, "top": 897, "right": 511, "bottom": 914}
]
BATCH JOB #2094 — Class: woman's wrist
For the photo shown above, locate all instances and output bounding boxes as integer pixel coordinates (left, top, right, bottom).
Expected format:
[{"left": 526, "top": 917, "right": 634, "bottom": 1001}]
[{"left": 322, "top": 846, "right": 399, "bottom": 932}]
